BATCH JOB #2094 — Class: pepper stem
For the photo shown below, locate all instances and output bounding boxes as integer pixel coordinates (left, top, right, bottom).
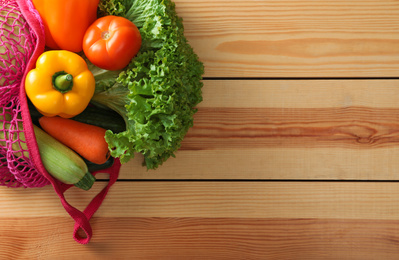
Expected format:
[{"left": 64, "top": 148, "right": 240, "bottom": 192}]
[{"left": 52, "top": 71, "right": 73, "bottom": 93}]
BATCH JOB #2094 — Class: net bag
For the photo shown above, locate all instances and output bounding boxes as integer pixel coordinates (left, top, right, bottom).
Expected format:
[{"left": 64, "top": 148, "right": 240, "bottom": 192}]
[
  {"left": 0, "top": 0, "right": 48, "bottom": 188},
  {"left": 0, "top": 0, "right": 121, "bottom": 244}
]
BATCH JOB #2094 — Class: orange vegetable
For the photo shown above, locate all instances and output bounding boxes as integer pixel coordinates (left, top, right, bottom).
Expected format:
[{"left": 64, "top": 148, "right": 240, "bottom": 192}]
[
  {"left": 83, "top": 15, "right": 142, "bottom": 70},
  {"left": 32, "top": 0, "right": 99, "bottom": 52},
  {"left": 39, "top": 116, "right": 110, "bottom": 164}
]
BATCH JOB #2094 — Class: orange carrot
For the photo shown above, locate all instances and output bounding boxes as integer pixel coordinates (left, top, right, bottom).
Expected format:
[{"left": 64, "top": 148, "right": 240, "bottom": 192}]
[{"left": 38, "top": 116, "right": 110, "bottom": 164}]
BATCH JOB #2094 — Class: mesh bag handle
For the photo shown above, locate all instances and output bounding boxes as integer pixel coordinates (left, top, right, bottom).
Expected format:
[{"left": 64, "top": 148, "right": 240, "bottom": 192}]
[
  {"left": 15, "top": 0, "right": 121, "bottom": 244},
  {"left": 52, "top": 160, "right": 121, "bottom": 244}
]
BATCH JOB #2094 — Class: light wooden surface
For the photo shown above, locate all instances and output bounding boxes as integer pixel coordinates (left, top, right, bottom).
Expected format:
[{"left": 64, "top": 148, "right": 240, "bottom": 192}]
[
  {"left": 179, "top": 0, "right": 399, "bottom": 78},
  {"left": 3, "top": 0, "right": 399, "bottom": 259}
]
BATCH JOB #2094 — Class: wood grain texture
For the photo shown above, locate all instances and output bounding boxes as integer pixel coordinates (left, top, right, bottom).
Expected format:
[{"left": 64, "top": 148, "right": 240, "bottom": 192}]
[
  {"left": 185, "top": 106, "right": 399, "bottom": 150},
  {"left": 2, "top": 217, "right": 399, "bottom": 260},
  {"left": 2, "top": 182, "right": 399, "bottom": 220},
  {"left": 115, "top": 80, "right": 399, "bottom": 180},
  {"left": 3, "top": 181, "right": 399, "bottom": 259},
  {"left": 3, "top": 0, "right": 399, "bottom": 257},
  {"left": 117, "top": 148, "right": 399, "bottom": 180},
  {"left": 185, "top": 80, "right": 399, "bottom": 151},
  {"left": 174, "top": 0, "right": 399, "bottom": 77}
]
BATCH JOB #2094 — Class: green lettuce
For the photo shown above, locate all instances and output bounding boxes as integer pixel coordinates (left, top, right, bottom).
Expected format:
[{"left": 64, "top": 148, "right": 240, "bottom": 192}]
[{"left": 91, "top": 0, "right": 204, "bottom": 169}]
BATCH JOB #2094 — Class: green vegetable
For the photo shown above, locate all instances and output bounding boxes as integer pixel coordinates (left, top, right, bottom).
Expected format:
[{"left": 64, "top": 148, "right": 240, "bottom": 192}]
[
  {"left": 71, "top": 105, "right": 126, "bottom": 133},
  {"left": 34, "top": 126, "right": 96, "bottom": 190},
  {"left": 85, "top": 156, "right": 115, "bottom": 172},
  {"left": 0, "top": 113, "right": 95, "bottom": 190},
  {"left": 28, "top": 100, "right": 126, "bottom": 134},
  {"left": 90, "top": 0, "right": 204, "bottom": 169}
]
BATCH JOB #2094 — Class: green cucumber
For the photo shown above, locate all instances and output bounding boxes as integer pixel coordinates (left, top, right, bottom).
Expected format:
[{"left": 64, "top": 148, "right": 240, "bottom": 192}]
[
  {"left": 85, "top": 156, "right": 115, "bottom": 173},
  {"left": 28, "top": 100, "right": 126, "bottom": 133},
  {"left": 71, "top": 105, "right": 126, "bottom": 133}
]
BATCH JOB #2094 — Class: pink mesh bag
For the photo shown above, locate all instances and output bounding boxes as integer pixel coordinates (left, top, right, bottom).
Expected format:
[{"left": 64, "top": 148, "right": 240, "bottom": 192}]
[{"left": 0, "top": 0, "right": 121, "bottom": 244}]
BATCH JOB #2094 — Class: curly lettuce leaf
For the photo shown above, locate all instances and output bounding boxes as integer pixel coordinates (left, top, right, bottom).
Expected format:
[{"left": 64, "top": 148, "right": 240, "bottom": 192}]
[
  {"left": 94, "top": 0, "right": 204, "bottom": 169},
  {"left": 98, "top": 0, "right": 127, "bottom": 17}
]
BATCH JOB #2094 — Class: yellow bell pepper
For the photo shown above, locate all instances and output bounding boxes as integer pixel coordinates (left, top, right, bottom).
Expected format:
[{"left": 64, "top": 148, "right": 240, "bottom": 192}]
[{"left": 25, "top": 50, "right": 95, "bottom": 118}]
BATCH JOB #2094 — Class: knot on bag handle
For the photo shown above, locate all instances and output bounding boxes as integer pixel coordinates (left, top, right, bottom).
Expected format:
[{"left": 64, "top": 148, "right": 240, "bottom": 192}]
[{"left": 57, "top": 159, "right": 121, "bottom": 244}]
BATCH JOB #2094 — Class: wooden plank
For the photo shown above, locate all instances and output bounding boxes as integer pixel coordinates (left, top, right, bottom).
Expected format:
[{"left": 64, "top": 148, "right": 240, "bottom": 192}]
[
  {"left": 197, "top": 80, "right": 399, "bottom": 109},
  {"left": 184, "top": 106, "right": 399, "bottom": 150},
  {"left": 174, "top": 0, "right": 399, "bottom": 77},
  {"left": 3, "top": 182, "right": 399, "bottom": 258},
  {"left": 2, "top": 182, "right": 399, "bottom": 220},
  {"left": 117, "top": 148, "right": 399, "bottom": 180},
  {"left": 1, "top": 217, "right": 399, "bottom": 259},
  {"left": 116, "top": 80, "right": 399, "bottom": 180}
]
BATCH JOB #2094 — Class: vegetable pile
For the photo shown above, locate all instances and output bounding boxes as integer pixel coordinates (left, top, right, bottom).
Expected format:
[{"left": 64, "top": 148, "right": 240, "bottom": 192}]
[
  {"left": 92, "top": 0, "right": 204, "bottom": 169},
  {"left": 9, "top": 0, "right": 204, "bottom": 188},
  {"left": 1, "top": 0, "right": 203, "bottom": 189}
]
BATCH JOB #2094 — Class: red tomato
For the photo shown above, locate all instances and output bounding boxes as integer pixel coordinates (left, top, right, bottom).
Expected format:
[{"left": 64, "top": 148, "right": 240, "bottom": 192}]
[{"left": 83, "top": 15, "right": 142, "bottom": 71}]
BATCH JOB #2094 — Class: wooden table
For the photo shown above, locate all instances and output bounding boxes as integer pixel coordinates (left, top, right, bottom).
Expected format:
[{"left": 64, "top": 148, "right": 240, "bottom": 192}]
[{"left": 3, "top": 0, "right": 399, "bottom": 259}]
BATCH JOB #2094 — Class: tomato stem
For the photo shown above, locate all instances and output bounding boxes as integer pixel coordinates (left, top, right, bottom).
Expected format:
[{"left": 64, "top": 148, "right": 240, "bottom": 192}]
[{"left": 101, "top": 30, "right": 111, "bottom": 40}]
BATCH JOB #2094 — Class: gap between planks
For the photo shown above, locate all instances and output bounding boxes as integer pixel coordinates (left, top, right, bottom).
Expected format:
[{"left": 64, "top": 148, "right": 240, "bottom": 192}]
[{"left": 108, "top": 79, "right": 399, "bottom": 180}]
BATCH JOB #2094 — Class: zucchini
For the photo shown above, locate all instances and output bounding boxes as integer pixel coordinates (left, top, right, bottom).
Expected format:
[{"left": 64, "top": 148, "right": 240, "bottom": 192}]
[
  {"left": 34, "top": 125, "right": 95, "bottom": 190},
  {"left": 28, "top": 100, "right": 126, "bottom": 133},
  {"left": 0, "top": 112, "right": 95, "bottom": 190}
]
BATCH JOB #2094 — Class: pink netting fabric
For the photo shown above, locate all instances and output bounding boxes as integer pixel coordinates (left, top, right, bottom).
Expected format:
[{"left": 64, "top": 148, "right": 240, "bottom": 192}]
[
  {"left": 0, "top": 0, "right": 49, "bottom": 188},
  {"left": 0, "top": 0, "right": 121, "bottom": 244}
]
